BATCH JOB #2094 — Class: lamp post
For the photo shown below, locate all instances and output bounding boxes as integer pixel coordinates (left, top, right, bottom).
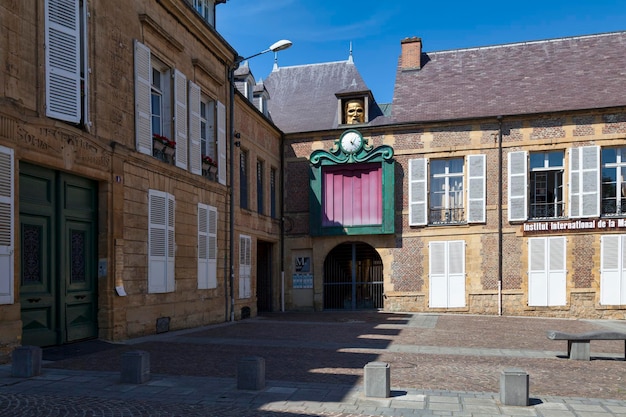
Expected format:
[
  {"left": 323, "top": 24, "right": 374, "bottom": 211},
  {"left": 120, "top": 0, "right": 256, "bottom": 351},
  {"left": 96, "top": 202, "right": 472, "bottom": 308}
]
[{"left": 228, "top": 40, "right": 292, "bottom": 322}]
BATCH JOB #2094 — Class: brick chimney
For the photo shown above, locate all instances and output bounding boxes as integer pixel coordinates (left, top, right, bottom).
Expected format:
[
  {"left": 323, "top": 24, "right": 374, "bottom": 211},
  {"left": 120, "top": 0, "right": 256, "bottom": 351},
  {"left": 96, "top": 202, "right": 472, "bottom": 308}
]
[{"left": 400, "top": 37, "right": 422, "bottom": 70}]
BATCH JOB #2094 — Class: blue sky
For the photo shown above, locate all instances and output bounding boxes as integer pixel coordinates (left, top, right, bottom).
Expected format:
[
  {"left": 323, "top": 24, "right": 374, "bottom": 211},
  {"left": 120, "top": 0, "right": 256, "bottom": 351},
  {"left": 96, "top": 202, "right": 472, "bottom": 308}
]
[{"left": 218, "top": 1, "right": 626, "bottom": 104}]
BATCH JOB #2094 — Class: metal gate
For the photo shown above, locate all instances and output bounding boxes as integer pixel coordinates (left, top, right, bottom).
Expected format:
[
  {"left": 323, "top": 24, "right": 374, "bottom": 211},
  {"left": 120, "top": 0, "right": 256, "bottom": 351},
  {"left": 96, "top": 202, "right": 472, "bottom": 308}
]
[{"left": 323, "top": 242, "right": 383, "bottom": 310}]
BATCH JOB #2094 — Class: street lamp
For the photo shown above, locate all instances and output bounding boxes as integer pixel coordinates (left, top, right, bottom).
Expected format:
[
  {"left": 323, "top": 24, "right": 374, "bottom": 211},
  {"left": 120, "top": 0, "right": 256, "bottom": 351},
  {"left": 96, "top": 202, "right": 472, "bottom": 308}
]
[{"left": 228, "top": 40, "right": 292, "bottom": 322}]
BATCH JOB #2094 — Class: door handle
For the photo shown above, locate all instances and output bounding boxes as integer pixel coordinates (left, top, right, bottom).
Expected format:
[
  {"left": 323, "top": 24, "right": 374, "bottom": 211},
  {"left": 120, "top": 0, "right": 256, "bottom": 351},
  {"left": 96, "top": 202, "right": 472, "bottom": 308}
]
[{"left": 27, "top": 298, "right": 41, "bottom": 303}]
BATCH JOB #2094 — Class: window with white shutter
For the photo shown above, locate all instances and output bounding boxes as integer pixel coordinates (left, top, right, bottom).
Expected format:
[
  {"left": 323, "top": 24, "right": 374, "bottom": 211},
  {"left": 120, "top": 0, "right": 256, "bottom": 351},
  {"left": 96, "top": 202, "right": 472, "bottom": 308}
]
[
  {"left": 217, "top": 101, "right": 226, "bottom": 185},
  {"left": 528, "top": 236, "right": 566, "bottom": 306},
  {"left": 148, "top": 190, "right": 175, "bottom": 293},
  {"left": 188, "top": 81, "right": 202, "bottom": 175},
  {"left": 600, "top": 147, "right": 626, "bottom": 217},
  {"left": 45, "top": 0, "right": 88, "bottom": 124},
  {"left": 239, "top": 235, "right": 251, "bottom": 299},
  {"left": 198, "top": 204, "right": 217, "bottom": 289},
  {"left": 429, "top": 240, "right": 465, "bottom": 308},
  {"left": 174, "top": 69, "right": 188, "bottom": 170},
  {"left": 409, "top": 158, "right": 427, "bottom": 226},
  {"left": 0, "top": 146, "right": 14, "bottom": 304},
  {"left": 508, "top": 151, "right": 528, "bottom": 222},
  {"left": 134, "top": 40, "right": 152, "bottom": 155},
  {"left": 569, "top": 146, "right": 599, "bottom": 218},
  {"left": 600, "top": 235, "right": 626, "bottom": 305},
  {"left": 467, "top": 154, "right": 486, "bottom": 223}
]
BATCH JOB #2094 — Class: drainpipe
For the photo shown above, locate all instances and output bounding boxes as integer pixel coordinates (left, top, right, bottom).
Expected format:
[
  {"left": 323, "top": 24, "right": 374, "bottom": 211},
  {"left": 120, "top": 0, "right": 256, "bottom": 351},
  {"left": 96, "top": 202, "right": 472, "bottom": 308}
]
[
  {"left": 228, "top": 68, "right": 233, "bottom": 321},
  {"left": 280, "top": 133, "right": 285, "bottom": 312},
  {"left": 497, "top": 116, "right": 503, "bottom": 316}
]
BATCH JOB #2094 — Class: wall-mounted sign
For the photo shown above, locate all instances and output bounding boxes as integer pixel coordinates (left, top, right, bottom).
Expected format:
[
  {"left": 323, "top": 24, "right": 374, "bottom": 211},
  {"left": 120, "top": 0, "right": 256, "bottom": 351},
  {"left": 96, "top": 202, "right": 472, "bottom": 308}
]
[
  {"left": 293, "top": 273, "right": 313, "bottom": 289},
  {"left": 295, "top": 256, "right": 310, "bottom": 273},
  {"left": 522, "top": 218, "right": 626, "bottom": 235}
]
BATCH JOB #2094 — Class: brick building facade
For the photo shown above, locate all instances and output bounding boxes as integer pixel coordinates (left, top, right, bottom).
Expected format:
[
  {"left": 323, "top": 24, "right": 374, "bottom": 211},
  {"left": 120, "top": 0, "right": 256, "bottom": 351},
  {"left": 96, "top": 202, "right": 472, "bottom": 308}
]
[{"left": 0, "top": 0, "right": 282, "bottom": 360}]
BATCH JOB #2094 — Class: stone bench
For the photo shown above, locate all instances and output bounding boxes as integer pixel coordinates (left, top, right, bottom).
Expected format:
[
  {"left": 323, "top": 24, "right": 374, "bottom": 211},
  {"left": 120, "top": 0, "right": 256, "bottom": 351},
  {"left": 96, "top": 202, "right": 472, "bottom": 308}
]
[{"left": 546, "top": 330, "right": 626, "bottom": 361}]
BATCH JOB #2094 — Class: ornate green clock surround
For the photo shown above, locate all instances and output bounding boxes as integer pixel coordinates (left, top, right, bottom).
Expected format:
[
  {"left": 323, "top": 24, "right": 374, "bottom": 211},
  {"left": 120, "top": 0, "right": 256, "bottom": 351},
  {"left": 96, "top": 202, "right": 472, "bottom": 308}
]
[{"left": 309, "top": 129, "right": 395, "bottom": 236}]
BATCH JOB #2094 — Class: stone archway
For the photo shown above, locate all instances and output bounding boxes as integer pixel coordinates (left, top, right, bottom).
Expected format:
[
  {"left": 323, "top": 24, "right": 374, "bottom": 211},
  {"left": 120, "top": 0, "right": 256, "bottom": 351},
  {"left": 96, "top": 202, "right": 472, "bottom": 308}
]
[{"left": 323, "top": 242, "right": 383, "bottom": 310}]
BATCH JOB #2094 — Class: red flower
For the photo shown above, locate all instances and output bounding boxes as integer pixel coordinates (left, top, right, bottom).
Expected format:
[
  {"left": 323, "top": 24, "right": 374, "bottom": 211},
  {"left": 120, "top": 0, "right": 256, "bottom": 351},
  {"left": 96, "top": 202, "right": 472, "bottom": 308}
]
[
  {"left": 153, "top": 133, "right": 176, "bottom": 148},
  {"left": 202, "top": 155, "right": 217, "bottom": 167}
]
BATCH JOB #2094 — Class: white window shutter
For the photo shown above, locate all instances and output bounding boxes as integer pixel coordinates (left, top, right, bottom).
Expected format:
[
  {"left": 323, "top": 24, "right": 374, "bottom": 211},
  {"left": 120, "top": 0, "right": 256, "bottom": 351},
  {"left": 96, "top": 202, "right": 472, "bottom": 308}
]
[
  {"left": 217, "top": 101, "right": 226, "bottom": 185},
  {"left": 528, "top": 237, "right": 547, "bottom": 306},
  {"left": 467, "top": 154, "right": 486, "bottom": 223},
  {"left": 207, "top": 206, "right": 217, "bottom": 289},
  {"left": 508, "top": 151, "right": 527, "bottom": 222},
  {"left": 447, "top": 241, "right": 466, "bottom": 307},
  {"left": 409, "top": 158, "right": 427, "bottom": 226},
  {"left": 0, "top": 146, "right": 14, "bottom": 304},
  {"left": 45, "top": 0, "right": 81, "bottom": 123},
  {"left": 188, "top": 81, "right": 202, "bottom": 175},
  {"left": 134, "top": 40, "right": 152, "bottom": 155},
  {"left": 239, "top": 235, "right": 251, "bottom": 298},
  {"left": 569, "top": 146, "right": 600, "bottom": 218},
  {"left": 166, "top": 194, "right": 175, "bottom": 292},
  {"left": 548, "top": 236, "right": 566, "bottom": 306},
  {"left": 198, "top": 204, "right": 209, "bottom": 288},
  {"left": 148, "top": 190, "right": 175, "bottom": 293},
  {"left": 429, "top": 242, "right": 447, "bottom": 308},
  {"left": 174, "top": 69, "right": 188, "bottom": 170},
  {"left": 198, "top": 204, "right": 217, "bottom": 289},
  {"left": 600, "top": 235, "right": 625, "bottom": 305}
]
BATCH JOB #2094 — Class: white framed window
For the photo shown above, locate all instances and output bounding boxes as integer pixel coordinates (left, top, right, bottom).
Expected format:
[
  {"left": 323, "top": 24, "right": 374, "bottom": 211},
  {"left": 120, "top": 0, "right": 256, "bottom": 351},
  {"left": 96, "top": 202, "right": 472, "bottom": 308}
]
[
  {"left": 408, "top": 155, "right": 485, "bottom": 226},
  {"left": 429, "top": 240, "right": 465, "bottom": 308},
  {"left": 600, "top": 234, "right": 626, "bottom": 305},
  {"left": 528, "top": 236, "right": 566, "bottom": 306},
  {"left": 530, "top": 151, "right": 565, "bottom": 219},
  {"left": 192, "top": 0, "right": 216, "bottom": 26},
  {"left": 148, "top": 190, "right": 175, "bottom": 293},
  {"left": 45, "top": 0, "right": 89, "bottom": 126},
  {"left": 239, "top": 235, "right": 252, "bottom": 299},
  {"left": 430, "top": 158, "right": 464, "bottom": 224},
  {"left": 134, "top": 41, "right": 188, "bottom": 169},
  {"left": 600, "top": 147, "right": 626, "bottom": 217},
  {"left": 198, "top": 204, "right": 217, "bottom": 289},
  {"left": 0, "top": 146, "right": 14, "bottom": 304}
]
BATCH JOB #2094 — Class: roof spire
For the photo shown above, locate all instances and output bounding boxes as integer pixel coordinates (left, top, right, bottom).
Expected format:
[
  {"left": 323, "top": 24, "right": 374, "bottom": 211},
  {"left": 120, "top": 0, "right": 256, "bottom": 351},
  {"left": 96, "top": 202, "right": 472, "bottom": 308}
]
[{"left": 348, "top": 41, "right": 353, "bottom": 63}]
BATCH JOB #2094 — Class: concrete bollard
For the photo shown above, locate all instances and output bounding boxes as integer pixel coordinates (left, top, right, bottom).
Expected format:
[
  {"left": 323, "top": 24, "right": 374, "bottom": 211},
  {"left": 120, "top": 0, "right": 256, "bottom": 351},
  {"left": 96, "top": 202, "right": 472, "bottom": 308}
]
[
  {"left": 120, "top": 350, "right": 150, "bottom": 384},
  {"left": 237, "top": 356, "right": 265, "bottom": 390},
  {"left": 364, "top": 361, "right": 390, "bottom": 398},
  {"left": 500, "top": 368, "right": 529, "bottom": 406},
  {"left": 11, "top": 346, "right": 42, "bottom": 378}
]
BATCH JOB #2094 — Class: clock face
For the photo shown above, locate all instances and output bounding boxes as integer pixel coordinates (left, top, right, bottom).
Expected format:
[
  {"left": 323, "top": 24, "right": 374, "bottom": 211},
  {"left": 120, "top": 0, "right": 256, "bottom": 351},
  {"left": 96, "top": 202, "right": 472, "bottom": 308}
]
[{"left": 340, "top": 131, "right": 362, "bottom": 153}]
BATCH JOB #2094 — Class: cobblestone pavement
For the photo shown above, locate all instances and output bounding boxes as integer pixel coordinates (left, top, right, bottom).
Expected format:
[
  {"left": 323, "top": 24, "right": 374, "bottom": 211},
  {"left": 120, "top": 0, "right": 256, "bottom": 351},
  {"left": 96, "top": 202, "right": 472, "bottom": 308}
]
[{"left": 1, "top": 312, "right": 626, "bottom": 416}]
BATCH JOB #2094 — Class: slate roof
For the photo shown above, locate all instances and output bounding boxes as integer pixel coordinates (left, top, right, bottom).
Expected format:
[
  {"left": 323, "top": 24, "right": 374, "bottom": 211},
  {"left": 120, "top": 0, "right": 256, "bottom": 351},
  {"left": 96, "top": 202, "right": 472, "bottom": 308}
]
[
  {"left": 392, "top": 31, "right": 626, "bottom": 124},
  {"left": 264, "top": 60, "right": 377, "bottom": 133}
]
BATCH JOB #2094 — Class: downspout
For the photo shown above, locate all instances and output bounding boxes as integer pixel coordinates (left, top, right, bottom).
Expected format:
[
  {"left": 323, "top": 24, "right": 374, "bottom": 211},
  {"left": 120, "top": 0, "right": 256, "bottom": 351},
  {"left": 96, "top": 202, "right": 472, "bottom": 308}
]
[
  {"left": 497, "top": 116, "right": 503, "bottom": 316},
  {"left": 280, "top": 133, "right": 285, "bottom": 312},
  {"left": 228, "top": 67, "right": 236, "bottom": 322}
]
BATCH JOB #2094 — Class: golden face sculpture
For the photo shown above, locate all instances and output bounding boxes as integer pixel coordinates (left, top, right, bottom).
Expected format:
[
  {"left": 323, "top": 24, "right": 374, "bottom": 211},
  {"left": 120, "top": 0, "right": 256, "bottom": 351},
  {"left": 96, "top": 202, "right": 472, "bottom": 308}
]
[{"left": 345, "top": 99, "right": 365, "bottom": 124}]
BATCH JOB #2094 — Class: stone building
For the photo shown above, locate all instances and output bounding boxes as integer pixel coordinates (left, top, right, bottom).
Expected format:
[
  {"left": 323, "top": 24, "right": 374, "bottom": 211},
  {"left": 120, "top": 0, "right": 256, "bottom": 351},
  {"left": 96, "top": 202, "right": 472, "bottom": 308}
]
[
  {"left": 0, "top": 0, "right": 283, "bottom": 359},
  {"left": 269, "top": 32, "right": 626, "bottom": 320}
]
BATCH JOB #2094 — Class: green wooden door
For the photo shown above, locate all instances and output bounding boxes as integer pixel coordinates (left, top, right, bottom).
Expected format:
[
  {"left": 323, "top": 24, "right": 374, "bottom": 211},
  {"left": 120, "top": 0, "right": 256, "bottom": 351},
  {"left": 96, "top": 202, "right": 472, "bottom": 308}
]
[{"left": 20, "top": 164, "right": 98, "bottom": 346}]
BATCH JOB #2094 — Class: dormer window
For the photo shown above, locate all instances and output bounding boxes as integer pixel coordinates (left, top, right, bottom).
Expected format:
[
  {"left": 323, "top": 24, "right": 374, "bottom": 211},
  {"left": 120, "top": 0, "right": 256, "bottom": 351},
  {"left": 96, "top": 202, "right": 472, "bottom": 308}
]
[{"left": 191, "top": 0, "right": 216, "bottom": 26}]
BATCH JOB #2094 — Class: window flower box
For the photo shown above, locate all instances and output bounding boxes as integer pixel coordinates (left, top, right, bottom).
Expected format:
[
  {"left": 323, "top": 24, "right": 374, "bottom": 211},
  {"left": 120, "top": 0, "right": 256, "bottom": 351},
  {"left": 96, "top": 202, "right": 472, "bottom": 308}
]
[
  {"left": 202, "top": 155, "right": 217, "bottom": 179},
  {"left": 153, "top": 134, "right": 176, "bottom": 163}
]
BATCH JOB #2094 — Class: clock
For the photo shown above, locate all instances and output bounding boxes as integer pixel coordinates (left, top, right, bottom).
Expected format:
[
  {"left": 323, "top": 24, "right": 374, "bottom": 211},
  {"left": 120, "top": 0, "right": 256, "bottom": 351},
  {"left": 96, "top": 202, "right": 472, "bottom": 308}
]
[{"left": 339, "top": 130, "right": 363, "bottom": 154}]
